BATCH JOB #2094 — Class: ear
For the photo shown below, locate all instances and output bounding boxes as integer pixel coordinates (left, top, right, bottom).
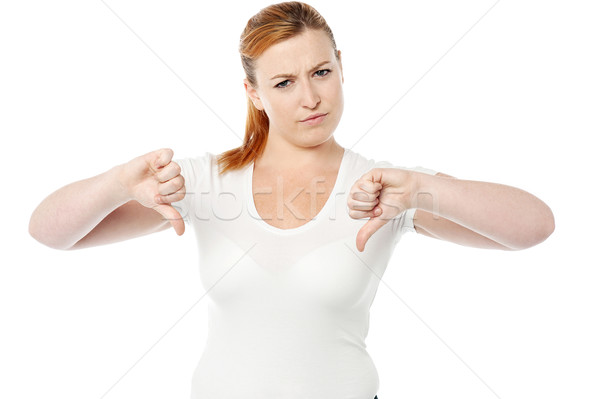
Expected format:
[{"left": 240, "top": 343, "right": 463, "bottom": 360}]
[
  {"left": 337, "top": 50, "right": 344, "bottom": 84},
  {"left": 244, "top": 78, "right": 264, "bottom": 111}
]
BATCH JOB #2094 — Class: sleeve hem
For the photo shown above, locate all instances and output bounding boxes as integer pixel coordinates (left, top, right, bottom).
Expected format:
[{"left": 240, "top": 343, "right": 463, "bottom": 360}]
[{"left": 401, "top": 208, "right": 418, "bottom": 234}]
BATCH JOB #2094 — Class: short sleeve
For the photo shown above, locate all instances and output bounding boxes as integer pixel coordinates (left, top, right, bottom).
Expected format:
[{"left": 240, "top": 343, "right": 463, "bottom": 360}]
[
  {"left": 373, "top": 161, "right": 438, "bottom": 177},
  {"left": 171, "top": 152, "right": 212, "bottom": 225}
]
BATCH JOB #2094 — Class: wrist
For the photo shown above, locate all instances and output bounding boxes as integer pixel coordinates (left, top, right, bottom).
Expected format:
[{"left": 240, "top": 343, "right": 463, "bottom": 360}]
[
  {"left": 110, "top": 163, "right": 135, "bottom": 204},
  {"left": 385, "top": 168, "right": 422, "bottom": 212},
  {"left": 409, "top": 171, "right": 437, "bottom": 211}
]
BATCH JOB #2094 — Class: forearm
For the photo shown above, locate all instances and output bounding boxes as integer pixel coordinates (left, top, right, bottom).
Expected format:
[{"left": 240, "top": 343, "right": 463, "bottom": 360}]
[
  {"left": 29, "top": 165, "right": 130, "bottom": 250},
  {"left": 412, "top": 173, "right": 555, "bottom": 250}
]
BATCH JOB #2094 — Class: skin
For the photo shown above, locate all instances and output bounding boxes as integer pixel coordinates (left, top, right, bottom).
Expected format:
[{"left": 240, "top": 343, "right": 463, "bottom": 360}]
[
  {"left": 29, "top": 148, "right": 184, "bottom": 250},
  {"left": 29, "top": 28, "right": 554, "bottom": 253},
  {"left": 347, "top": 168, "right": 555, "bottom": 252},
  {"left": 245, "top": 28, "right": 554, "bottom": 251},
  {"left": 244, "top": 29, "right": 346, "bottom": 170}
]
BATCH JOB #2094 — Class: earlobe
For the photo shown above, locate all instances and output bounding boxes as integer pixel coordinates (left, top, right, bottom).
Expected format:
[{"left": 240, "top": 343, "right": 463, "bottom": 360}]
[{"left": 251, "top": 95, "right": 264, "bottom": 111}]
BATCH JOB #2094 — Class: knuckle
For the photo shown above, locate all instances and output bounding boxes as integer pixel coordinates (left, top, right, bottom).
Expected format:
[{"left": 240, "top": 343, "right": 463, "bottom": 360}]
[
  {"left": 159, "top": 181, "right": 173, "bottom": 196},
  {"left": 173, "top": 162, "right": 181, "bottom": 175},
  {"left": 349, "top": 210, "right": 366, "bottom": 219},
  {"left": 172, "top": 176, "right": 184, "bottom": 190},
  {"left": 169, "top": 179, "right": 180, "bottom": 193},
  {"left": 172, "top": 192, "right": 185, "bottom": 202}
]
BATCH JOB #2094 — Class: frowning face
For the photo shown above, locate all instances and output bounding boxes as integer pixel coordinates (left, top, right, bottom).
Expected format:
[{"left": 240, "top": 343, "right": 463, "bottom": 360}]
[{"left": 244, "top": 29, "right": 345, "bottom": 150}]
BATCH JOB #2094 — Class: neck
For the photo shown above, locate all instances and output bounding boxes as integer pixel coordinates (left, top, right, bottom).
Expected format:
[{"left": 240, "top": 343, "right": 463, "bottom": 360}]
[{"left": 256, "top": 137, "right": 345, "bottom": 171}]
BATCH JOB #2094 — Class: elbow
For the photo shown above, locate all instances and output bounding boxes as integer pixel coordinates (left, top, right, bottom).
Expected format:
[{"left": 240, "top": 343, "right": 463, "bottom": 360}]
[
  {"left": 30, "top": 235, "right": 75, "bottom": 251},
  {"left": 543, "top": 209, "right": 556, "bottom": 241},
  {"left": 533, "top": 204, "right": 556, "bottom": 248},
  {"left": 508, "top": 207, "right": 555, "bottom": 251},
  {"left": 28, "top": 213, "right": 46, "bottom": 247},
  {"left": 536, "top": 209, "right": 556, "bottom": 247},
  {"left": 28, "top": 214, "right": 74, "bottom": 251}
]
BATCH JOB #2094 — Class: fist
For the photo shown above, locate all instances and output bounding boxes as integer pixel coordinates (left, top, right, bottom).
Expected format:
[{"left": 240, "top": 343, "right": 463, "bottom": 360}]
[
  {"left": 119, "top": 148, "right": 186, "bottom": 235},
  {"left": 347, "top": 168, "right": 415, "bottom": 252}
]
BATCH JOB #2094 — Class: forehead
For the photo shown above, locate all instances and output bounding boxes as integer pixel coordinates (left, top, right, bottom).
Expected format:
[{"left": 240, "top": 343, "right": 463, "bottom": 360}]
[{"left": 255, "top": 30, "right": 335, "bottom": 77}]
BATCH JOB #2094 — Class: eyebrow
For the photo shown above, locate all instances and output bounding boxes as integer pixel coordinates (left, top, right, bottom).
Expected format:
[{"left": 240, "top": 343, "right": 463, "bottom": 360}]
[{"left": 270, "top": 61, "right": 332, "bottom": 80}]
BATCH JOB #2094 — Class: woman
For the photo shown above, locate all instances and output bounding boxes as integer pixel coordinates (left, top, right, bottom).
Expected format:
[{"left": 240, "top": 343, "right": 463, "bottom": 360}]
[{"left": 29, "top": 2, "right": 554, "bottom": 398}]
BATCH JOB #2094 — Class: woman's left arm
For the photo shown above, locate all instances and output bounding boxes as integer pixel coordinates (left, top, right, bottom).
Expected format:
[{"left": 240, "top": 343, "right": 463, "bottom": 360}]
[{"left": 411, "top": 171, "right": 555, "bottom": 251}]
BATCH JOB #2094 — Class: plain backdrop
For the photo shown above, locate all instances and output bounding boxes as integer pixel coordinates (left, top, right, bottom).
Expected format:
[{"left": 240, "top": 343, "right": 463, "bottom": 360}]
[{"left": 1, "top": 0, "right": 598, "bottom": 398}]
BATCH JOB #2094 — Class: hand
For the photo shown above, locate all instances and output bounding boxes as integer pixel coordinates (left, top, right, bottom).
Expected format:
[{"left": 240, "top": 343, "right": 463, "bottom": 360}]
[
  {"left": 347, "top": 168, "right": 417, "bottom": 252},
  {"left": 118, "top": 148, "right": 186, "bottom": 235}
]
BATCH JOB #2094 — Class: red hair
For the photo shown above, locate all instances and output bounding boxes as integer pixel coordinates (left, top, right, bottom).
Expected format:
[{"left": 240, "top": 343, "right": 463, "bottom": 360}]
[{"left": 216, "top": 1, "right": 340, "bottom": 175}]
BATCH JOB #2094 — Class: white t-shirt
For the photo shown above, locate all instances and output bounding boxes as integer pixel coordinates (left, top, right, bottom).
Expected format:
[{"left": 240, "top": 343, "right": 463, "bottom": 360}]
[{"left": 172, "top": 147, "right": 436, "bottom": 399}]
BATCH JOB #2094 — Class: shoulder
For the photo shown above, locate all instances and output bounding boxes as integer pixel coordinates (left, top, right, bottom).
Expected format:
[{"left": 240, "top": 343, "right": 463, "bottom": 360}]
[
  {"left": 175, "top": 151, "right": 216, "bottom": 169},
  {"left": 174, "top": 152, "right": 216, "bottom": 187},
  {"left": 343, "top": 148, "right": 437, "bottom": 177},
  {"left": 175, "top": 151, "right": 215, "bottom": 168},
  {"left": 342, "top": 148, "right": 379, "bottom": 180}
]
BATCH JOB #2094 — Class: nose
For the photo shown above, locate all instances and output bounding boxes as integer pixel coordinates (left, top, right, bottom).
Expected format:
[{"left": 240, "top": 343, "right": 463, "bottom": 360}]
[{"left": 300, "top": 79, "right": 320, "bottom": 108}]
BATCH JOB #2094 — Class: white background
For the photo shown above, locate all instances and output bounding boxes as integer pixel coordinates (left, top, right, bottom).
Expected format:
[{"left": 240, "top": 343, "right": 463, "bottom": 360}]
[{"left": 1, "top": 0, "right": 598, "bottom": 398}]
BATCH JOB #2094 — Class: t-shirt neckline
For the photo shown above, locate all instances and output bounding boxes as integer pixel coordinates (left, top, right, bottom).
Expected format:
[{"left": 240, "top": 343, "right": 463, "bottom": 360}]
[{"left": 246, "top": 147, "right": 349, "bottom": 235}]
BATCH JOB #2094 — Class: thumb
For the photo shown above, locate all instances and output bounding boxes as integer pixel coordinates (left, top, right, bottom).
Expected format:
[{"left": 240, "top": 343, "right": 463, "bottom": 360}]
[
  {"left": 356, "top": 213, "right": 388, "bottom": 252},
  {"left": 153, "top": 204, "right": 185, "bottom": 236}
]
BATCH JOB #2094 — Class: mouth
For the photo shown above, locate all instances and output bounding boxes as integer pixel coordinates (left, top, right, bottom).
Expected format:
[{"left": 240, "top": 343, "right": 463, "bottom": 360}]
[{"left": 300, "top": 113, "right": 328, "bottom": 124}]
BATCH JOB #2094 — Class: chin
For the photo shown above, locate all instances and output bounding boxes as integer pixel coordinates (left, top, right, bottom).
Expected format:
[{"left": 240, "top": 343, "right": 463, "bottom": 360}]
[{"left": 298, "top": 131, "right": 336, "bottom": 148}]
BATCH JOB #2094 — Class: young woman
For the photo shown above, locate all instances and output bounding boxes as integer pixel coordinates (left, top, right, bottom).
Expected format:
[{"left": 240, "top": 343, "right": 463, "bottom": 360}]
[{"left": 29, "top": 2, "right": 554, "bottom": 398}]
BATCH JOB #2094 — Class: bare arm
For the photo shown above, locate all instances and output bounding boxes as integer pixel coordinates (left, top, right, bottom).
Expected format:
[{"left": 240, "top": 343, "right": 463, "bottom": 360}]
[
  {"left": 29, "top": 148, "right": 185, "bottom": 250},
  {"left": 412, "top": 172, "right": 554, "bottom": 250},
  {"left": 348, "top": 169, "right": 554, "bottom": 252},
  {"left": 413, "top": 172, "right": 511, "bottom": 250}
]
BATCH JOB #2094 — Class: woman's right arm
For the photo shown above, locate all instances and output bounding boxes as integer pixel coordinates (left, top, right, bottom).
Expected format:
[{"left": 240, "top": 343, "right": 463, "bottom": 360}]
[{"left": 28, "top": 148, "right": 186, "bottom": 250}]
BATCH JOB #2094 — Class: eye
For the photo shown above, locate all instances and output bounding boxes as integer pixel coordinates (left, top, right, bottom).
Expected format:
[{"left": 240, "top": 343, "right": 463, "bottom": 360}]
[
  {"left": 275, "top": 79, "right": 291, "bottom": 89},
  {"left": 274, "top": 69, "right": 332, "bottom": 89}
]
